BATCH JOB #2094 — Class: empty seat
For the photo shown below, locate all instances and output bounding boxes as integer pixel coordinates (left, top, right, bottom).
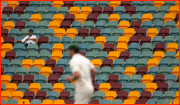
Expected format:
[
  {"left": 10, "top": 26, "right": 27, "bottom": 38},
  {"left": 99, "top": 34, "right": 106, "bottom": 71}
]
[
  {"left": 154, "top": 43, "right": 165, "bottom": 52},
  {"left": 35, "top": 91, "right": 47, "bottom": 101},
  {"left": 63, "top": 1, "right": 74, "bottom": 8},
  {"left": 5, "top": 51, "right": 16, "bottom": 62},
  {"left": 48, "top": 21, "right": 60, "bottom": 29},
  {"left": 135, "top": 28, "right": 146, "bottom": 37},
  {"left": 1, "top": 29, "right": 8, "bottom": 38},
  {"left": 26, "top": 21, "right": 37, "bottom": 29},
  {"left": 60, "top": 21, "right": 71, "bottom": 31},
  {"left": 63, "top": 14, "right": 75, "bottom": 24},
  {"left": 11, "top": 75, "right": 22, "bottom": 85},
  {"left": 103, "top": 6, "right": 114, "bottom": 16},
  {"left": 125, "top": 6, "right": 136, "bottom": 16},
  {"left": 139, "top": 91, "right": 151, "bottom": 100},
  {"left": 52, "top": 1, "right": 63, "bottom": 9},
  {"left": 92, "top": 7, "right": 102, "bottom": 15},
  {"left": 2, "top": 7, "right": 13, "bottom": 16},
  {"left": 3, "top": 21, "right": 15, "bottom": 32},
  {"left": 166, "top": 43, "right": 178, "bottom": 52},
  {"left": 53, "top": 28, "right": 65, "bottom": 39},
  {"left": 47, "top": 7, "right": 58, "bottom": 15},
  {"left": 23, "top": 75, "right": 34, "bottom": 86},
  {"left": 136, "top": 67, "right": 148, "bottom": 77},
  {"left": 159, "top": 28, "right": 170, "bottom": 38},
  {"left": 90, "top": 28, "right": 100, "bottom": 39},
  {"left": 80, "top": 6, "right": 92, "bottom": 16},
  {"left": 156, "top": 83, "right": 168, "bottom": 93},
  {"left": 58, "top": 7, "right": 69, "bottom": 16},
  {"left": 145, "top": 83, "right": 157, "bottom": 94}
]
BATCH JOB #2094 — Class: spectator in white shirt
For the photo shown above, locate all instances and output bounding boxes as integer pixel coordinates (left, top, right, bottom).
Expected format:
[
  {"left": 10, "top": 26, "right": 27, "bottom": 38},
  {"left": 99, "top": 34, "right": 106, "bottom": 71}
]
[{"left": 16, "top": 29, "right": 37, "bottom": 47}]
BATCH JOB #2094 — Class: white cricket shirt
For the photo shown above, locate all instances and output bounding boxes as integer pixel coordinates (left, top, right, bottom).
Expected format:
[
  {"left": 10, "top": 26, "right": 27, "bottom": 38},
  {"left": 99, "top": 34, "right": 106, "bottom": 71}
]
[{"left": 21, "top": 35, "right": 37, "bottom": 44}]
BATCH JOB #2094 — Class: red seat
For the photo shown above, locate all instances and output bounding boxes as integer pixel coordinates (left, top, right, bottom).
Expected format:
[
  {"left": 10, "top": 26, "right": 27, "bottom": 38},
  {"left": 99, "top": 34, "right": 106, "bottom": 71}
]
[
  {"left": 14, "top": 7, "right": 25, "bottom": 16},
  {"left": 63, "top": 1, "right": 74, "bottom": 8},
  {"left": 128, "top": 36, "right": 140, "bottom": 45},
  {"left": 139, "top": 91, "right": 151, "bottom": 100},
  {"left": 116, "top": 91, "right": 128, "bottom": 101},
  {"left": 19, "top": 1, "right": 30, "bottom": 7},
  {"left": 90, "top": 99, "right": 99, "bottom": 104},
  {"left": 15, "top": 21, "right": 26, "bottom": 31},
  {"left": 175, "top": 13, "right": 179, "bottom": 23},
  {"left": 45, "top": 59, "right": 56, "bottom": 69},
  {"left": 1, "top": 29, "right": 9, "bottom": 37},
  {"left": 35, "top": 91, "right": 47, "bottom": 102},
  {"left": 153, "top": 74, "right": 165, "bottom": 83},
  {"left": 135, "top": 28, "right": 146, "bottom": 37},
  {"left": 92, "top": 6, "right": 102, "bottom": 15},
  {"left": 110, "top": 83, "right": 122, "bottom": 92},
  {"left": 103, "top": 6, "right": 114, "bottom": 16},
  {"left": 38, "top": 37, "right": 49, "bottom": 47},
  {"left": 3, "top": 37, "right": 15, "bottom": 45},
  {"left": 153, "top": 43, "right": 165, "bottom": 52},
  {"left": 92, "top": 76, "right": 95, "bottom": 83},
  {"left": 101, "top": 59, "right": 113, "bottom": 67},
  {"left": 79, "top": 51, "right": 86, "bottom": 56},
  {"left": 140, "top": 36, "right": 151, "bottom": 46},
  {"left": 119, "top": 51, "right": 130, "bottom": 61},
  {"left": 23, "top": 75, "right": 34, "bottom": 86},
  {"left": 48, "top": 75, "right": 61, "bottom": 85},
  {"left": 136, "top": 67, "right": 148, "bottom": 77},
  {"left": 78, "top": 28, "right": 89, "bottom": 39},
  {"left": 2, "top": 7, "right": 13, "bottom": 16},
  {"left": 159, "top": 28, "right": 170, "bottom": 39},
  {"left": 107, "top": 75, "right": 119, "bottom": 83},
  {"left": 90, "top": 28, "right": 100, "bottom": 39},
  {"left": 1, "top": 68, "right": 4, "bottom": 75},
  {"left": 52, "top": 67, "right": 64, "bottom": 75},
  {"left": 120, "top": 1, "right": 132, "bottom": 7},
  {"left": 130, "top": 21, "right": 141, "bottom": 29},
  {"left": 11, "top": 75, "right": 22, "bottom": 85},
  {"left": 65, "top": 100, "right": 74, "bottom": 104},
  {"left": 64, "top": 14, "right": 75, "bottom": 24},
  {"left": 5, "top": 51, "right": 16, "bottom": 62},
  {"left": 59, "top": 91, "right": 70, "bottom": 100},
  {"left": 103, "top": 43, "right": 115, "bottom": 54},
  {"left": 23, "top": 91, "right": 35, "bottom": 102},
  {"left": 60, "top": 21, "right": 71, "bottom": 31},
  {"left": 135, "top": 99, "right": 147, "bottom": 104},
  {"left": 125, "top": 6, "right": 136, "bottom": 16},
  {"left": 156, "top": 83, "right": 168, "bottom": 93},
  {"left": 93, "top": 83, "right": 99, "bottom": 92},
  {"left": 86, "top": 14, "right": 98, "bottom": 23}
]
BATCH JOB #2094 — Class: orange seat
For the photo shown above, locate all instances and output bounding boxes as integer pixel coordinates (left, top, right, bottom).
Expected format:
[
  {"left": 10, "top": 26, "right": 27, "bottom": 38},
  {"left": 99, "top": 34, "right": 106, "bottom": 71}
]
[
  {"left": 170, "top": 99, "right": 179, "bottom": 104},
  {"left": 104, "top": 91, "right": 117, "bottom": 102},
  {"left": 30, "top": 14, "right": 41, "bottom": 24},
  {"left": 52, "top": 1, "right": 63, "bottom": 9},
  {"left": 166, "top": 43, "right": 178, "bottom": 52},
  {"left": 169, "top": 6, "right": 179, "bottom": 15},
  {"left": 153, "top": 1, "right": 164, "bottom": 9},
  {"left": 92, "top": 59, "right": 102, "bottom": 68},
  {"left": 107, "top": 51, "right": 119, "bottom": 62},
  {"left": 175, "top": 51, "right": 179, "bottom": 59},
  {"left": 75, "top": 14, "right": 87, "bottom": 24},
  {"left": 8, "top": 1, "right": 18, "bottom": 9},
  {"left": 40, "top": 67, "right": 52, "bottom": 78},
  {"left": 53, "top": 28, "right": 65, "bottom": 39},
  {"left": 164, "top": 13, "right": 175, "bottom": 24},
  {"left": 153, "top": 51, "right": 165, "bottom": 62},
  {"left": 141, "top": 13, "right": 153, "bottom": 23},
  {"left": 1, "top": 91, "right": 11, "bottom": 102},
  {"left": 5, "top": 83, "right": 17, "bottom": 93},
  {"left": 172, "top": 67, "right": 179, "bottom": 77},
  {"left": 51, "top": 51, "right": 63, "bottom": 62},
  {"left": 147, "top": 28, "right": 158, "bottom": 39},
  {"left": 1, "top": 51, "right": 6, "bottom": 59},
  {"left": 52, "top": 43, "right": 64, "bottom": 53},
  {"left": 29, "top": 83, "right": 41, "bottom": 94},
  {"left": 123, "top": 28, "right": 135, "bottom": 38},
  {"left": 49, "top": 21, "right": 60, "bottom": 29},
  {"left": 128, "top": 91, "right": 140, "bottom": 100},
  {"left": 99, "top": 83, "right": 111, "bottom": 92},
  {"left": 175, "top": 91, "right": 179, "bottom": 99},
  {"left": 33, "top": 59, "right": 45, "bottom": 69},
  {"left": 1, "top": 43, "right": 13, "bottom": 53},
  {"left": 124, "top": 67, "right": 136, "bottom": 78},
  {"left": 3, "top": 21, "right": 15, "bottom": 32},
  {"left": 117, "top": 36, "right": 129, "bottom": 45},
  {"left": 18, "top": 99, "right": 30, "bottom": 104},
  {"left": 69, "top": 6, "right": 80, "bottom": 16},
  {"left": 175, "top": 1, "right": 179, "bottom": 6},
  {"left": 42, "top": 99, "right": 54, "bottom": 104},
  {"left": 54, "top": 100, "right": 65, "bottom": 104},
  {"left": 145, "top": 83, "right": 157, "bottom": 94},
  {"left": 116, "top": 43, "right": 127, "bottom": 54},
  {"left": 80, "top": 6, "right": 91, "bottom": 17},
  {"left": 11, "top": 91, "right": 23, "bottom": 101},
  {"left": 52, "top": 83, "right": 65, "bottom": 94},
  {"left": 53, "top": 14, "right": 64, "bottom": 24},
  {"left": 109, "top": 1, "right": 121, "bottom": 9},
  {"left": 124, "top": 99, "right": 136, "bottom": 104},
  {"left": 21, "top": 59, "right": 33, "bottom": 70},
  {"left": 147, "top": 58, "right": 159, "bottom": 70},
  {"left": 66, "top": 28, "right": 77, "bottom": 39},
  {"left": 119, "top": 21, "right": 129, "bottom": 29},
  {"left": 95, "top": 36, "right": 106, "bottom": 47},
  {"left": 109, "top": 14, "right": 120, "bottom": 22},
  {"left": 1, "top": 75, "right": 11, "bottom": 85},
  {"left": 142, "top": 74, "right": 154, "bottom": 83}
]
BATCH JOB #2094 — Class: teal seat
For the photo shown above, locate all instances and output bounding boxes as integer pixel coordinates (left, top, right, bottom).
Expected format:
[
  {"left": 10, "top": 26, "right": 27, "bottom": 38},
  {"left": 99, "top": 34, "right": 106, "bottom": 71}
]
[
  {"left": 39, "top": 51, "right": 51, "bottom": 61},
  {"left": 79, "top": 43, "right": 89, "bottom": 53},
  {"left": 96, "top": 51, "right": 108, "bottom": 61},
  {"left": 158, "top": 6, "right": 170, "bottom": 14},
  {"left": 16, "top": 51, "right": 27, "bottom": 60},
  {"left": 152, "top": 36, "right": 163, "bottom": 46},
  {"left": 71, "top": 21, "right": 82, "bottom": 31},
  {"left": 146, "top": 99, "right": 156, "bottom": 104},
  {"left": 62, "top": 51, "right": 70, "bottom": 61},
  {"left": 39, "top": 43, "right": 51, "bottom": 52},
  {"left": 59, "top": 75, "right": 69, "bottom": 83},
  {"left": 160, "top": 67, "right": 172, "bottom": 75},
  {"left": 170, "top": 59, "right": 179, "bottom": 67},
  {"left": 112, "top": 29, "right": 123, "bottom": 36},
  {"left": 49, "top": 37, "right": 60, "bottom": 47},
  {"left": 16, "top": 67, "right": 28, "bottom": 77},
  {"left": 90, "top": 44, "right": 103, "bottom": 52},
  {"left": 151, "top": 91, "right": 163, "bottom": 100},
  {"left": 28, "top": 51, "right": 39, "bottom": 61},
  {"left": 98, "top": 1, "right": 109, "bottom": 8},
  {"left": 100, "top": 67, "right": 111, "bottom": 76},
  {"left": 136, "top": 6, "right": 147, "bottom": 14},
  {"left": 35, "top": 75, "right": 47, "bottom": 84},
  {"left": 100, "top": 99, "right": 111, "bottom": 104},
  {"left": 41, "top": 83, "right": 53, "bottom": 92},
  {"left": 8, "top": 14, "right": 19, "bottom": 23},
  {"left": 158, "top": 99, "right": 170, "bottom": 104},
  {"left": 158, "top": 59, "right": 170, "bottom": 67},
  {"left": 97, "top": 14, "right": 109, "bottom": 23},
  {"left": 164, "top": 51, "right": 176, "bottom": 59},
  {"left": 130, "top": 51, "right": 141, "bottom": 60},
  {"left": 112, "top": 67, "right": 124, "bottom": 75},
  {"left": 86, "top": 52, "right": 96, "bottom": 60},
  {"left": 64, "top": 67, "right": 72, "bottom": 75},
  {"left": 86, "top": 1, "right": 97, "bottom": 8},
  {"left": 112, "top": 99, "right": 123, "bottom": 104},
  {"left": 15, "top": 37, "right": 24, "bottom": 43},
  {"left": 17, "top": 83, "right": 29, "bottom": 93},
  {"left": 1, "top": 99, "right": 6, "bottom": 104},
  {"left": 142, "top": 1, "right": 154, "bottom": 7},
  {"left": 1, "top": 83, "right": 5, "bottom": 91},
  {"left": 133, "top": 83, "right": 145, "bottom": 93},
  {"left": 64, "top": 83, "right": 76, "bottom": 92},
  {"left": 95, "top": 21, "right": 106, "bottom": 29},
  {"left": 20, "top": 29, "right": 29, "bottom": 37},
  {"left": 70, "top": 91, "right": 75, "bottom": 99},
  {"left": 41, "top": 14, "right": 53, "bottom": 22},
  {"left": 4, "top": 67, "right": 16, "bottom": 76},
  {"left": 106, "top": 36, "right": 118, "bottom": 45},
  {"left": 147, "top": 6, "right": 158, "bottom": 14},
  {"left": 175, "top": 36, "right": 179, "bottom": 44},
  {"left": 41, "top": 1, "right": 52, "bottom": 7},
  {"left": 14, "top": 43, "right": 25, "bottom": 52},
  {"left": 27, "top": 44, "right": 38, "bottom": 52},
  {"left": 83, "top": 21, "right": 94, "bottom": 31},
  {"left": 33, "top": 29, "right": 43, "bottom": 38},
  {"left": 61, "top": 37, "right": 72, "bottom": 48},
  {"left": 58, "top": 7, "right": 69, "bottom": 16},
  {"left": 114, "top": 6, "right": 125, "bottom": 15},
  {"left": 164, "top": 1, "right": 175, "bottom": 7},
  {"left": 142, "top": 51, "right": 153, "bottom": 59},
  {"left": 56, "top": 59, "right": 68, "bottom": 69},
  {"left": 47, "top": 7, "right": 58, "bottom": 15},
  {"left": 1, "top": 22, "right": 4, "bottom": 29},
  {"left": 95, "top": 67, "right": 100, "bottom": 74},
  {"left": 130, "top": 75, "right": 142, "bottom": 83},
  {"left": 28, "top": 67, "right": 40, "bottom": 76},
  {"left": 35, "top": 7, "right": 47, "bottom": 14},
  {"left": 37, "top": 21, "right": 49, "bottom": 29},
  {"left": 72, "top": 36, "right": 83, "bottom": 44},
  {"left": 119, "top": 14, "right": 130, "bottom": 21},
  {"left": 30, "top": 99, "right": 42, "bottom": 104},
  {"left": 153, "top": 21, "right": 164, "bottom": 30},
  {"left": 163, "top": 91, "right": 175, "bottom": 100},
  {"left": 135, "top": 59, "right": 147, "bottom": 69},
  {"left": 1, "top": 14, "right": 7, "bottom": 23},
  {"left": 152, "top": 13, "right": 164, "bottom": 22},
  {"left": 107, "top": 21, "right": 118, "bottom": 29},
  {"left": 7, "top": 99, "right": 18, "bottom": 104},
  {"left": 26, "top": 21, "right": 37, "bottom": 29},
  {"left": 141, "top": 21, "right": 152, "bottom": 30},
  {"left": 165, "top": 21, "right": 176, "bottom": 29},
  {"left": 128, "top": 43, "right": 140, "bottom": 51},
  {"left": 92, "top": 91, "right": 105, "bottom": 100},
  {"left": 113, "top": 59, "right": 124, "bottom": 67},
  {"left": 130, "top": 14, "right": 142, "bottom": 22},
  {"left": 100, "top": 28, "right": 112, "bottom": 38},
  {"left": 121, "top": 83, "right": 133, "bottom": 92},
  {"left": 30, "top": 1, "right": 41, "bottom": 7},
  {"left": 148, "top": 67, "right": 160, "bottom": 76},
  {"left": 132, "top": 1, "right": 142, "bottom": 7},
  {"left": 43, "top": 29, "right": 54, "bottom": 38},
  {"left": 74, "top": 1, "right": 85, "bottom": 8},
  {"left": 170, "top": 28, "right": 179, "bottom": 38},
  {"left": 9, "top": 29, "right": 20, "bottom": 37},
  {"left": 1, "top": 59, "right": 10, "bottom": 68},
  {"left": 84, "top": 36, "right": 95, "bottom": 46},
  {"left": 95, "top": 75, "right": 107, "bottom": 83},
  {"left": 164, "top": 74, "right": 177, "bottom": 83},
  {"left": 119, "top": 75, "right": 130, "bottom": 83},
  {"left": 10, "top": 59, "right": 22, "bottom": 68},
  {"left": 169, "top": 83, "right": 179, "bottom": 91},
  {"left": 24, "top": 7, "right": 36, "bottom": 15}
]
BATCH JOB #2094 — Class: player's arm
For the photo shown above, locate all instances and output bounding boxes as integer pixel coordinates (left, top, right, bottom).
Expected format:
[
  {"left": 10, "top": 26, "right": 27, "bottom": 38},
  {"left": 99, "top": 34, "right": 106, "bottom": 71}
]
[{"left": 91, "top": 68, "right": 97, "bottom": 77}]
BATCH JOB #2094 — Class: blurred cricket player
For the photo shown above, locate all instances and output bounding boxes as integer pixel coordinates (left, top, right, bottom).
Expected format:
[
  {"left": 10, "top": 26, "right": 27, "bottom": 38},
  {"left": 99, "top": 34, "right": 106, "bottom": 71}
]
[{"left": 65, "top": 44, "right": 97, "bottom": 104}]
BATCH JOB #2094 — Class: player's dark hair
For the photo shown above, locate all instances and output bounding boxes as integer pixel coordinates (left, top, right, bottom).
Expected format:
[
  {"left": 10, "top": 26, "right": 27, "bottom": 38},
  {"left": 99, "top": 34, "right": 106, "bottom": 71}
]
[
  {"left": 29, "top": 29, "right": 33, "bottom": 32},
  {"left": 74, "top": 46, "right": 79, "bottom": 53}
]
